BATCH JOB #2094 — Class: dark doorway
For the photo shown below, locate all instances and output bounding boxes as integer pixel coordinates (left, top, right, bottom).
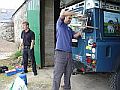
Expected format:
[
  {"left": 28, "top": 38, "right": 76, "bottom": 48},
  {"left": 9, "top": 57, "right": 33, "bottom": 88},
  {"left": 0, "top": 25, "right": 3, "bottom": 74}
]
[
  {"left": 54, "top": 0, "right": 61, "bottom": 47},
  {"left": 40, "top": 0, "right": 45, "bottom": 68}
]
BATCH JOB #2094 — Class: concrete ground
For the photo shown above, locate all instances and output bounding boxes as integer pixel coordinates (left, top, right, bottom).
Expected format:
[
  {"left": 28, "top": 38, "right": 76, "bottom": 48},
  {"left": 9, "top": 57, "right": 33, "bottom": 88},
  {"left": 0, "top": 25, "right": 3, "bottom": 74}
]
[
  {"left": 71, "top": 72, "right": 110, "bottom": 90},
  {"left": 4, "top": 67, "right": 111, "bottom": 90}
]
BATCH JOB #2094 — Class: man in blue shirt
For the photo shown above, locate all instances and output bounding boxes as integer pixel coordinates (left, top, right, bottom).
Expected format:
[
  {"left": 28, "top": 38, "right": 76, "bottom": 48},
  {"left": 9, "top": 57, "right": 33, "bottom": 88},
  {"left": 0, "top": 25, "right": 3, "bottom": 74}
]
[{"left": 52, "top": 9, "right": 82, "bottom": 90}]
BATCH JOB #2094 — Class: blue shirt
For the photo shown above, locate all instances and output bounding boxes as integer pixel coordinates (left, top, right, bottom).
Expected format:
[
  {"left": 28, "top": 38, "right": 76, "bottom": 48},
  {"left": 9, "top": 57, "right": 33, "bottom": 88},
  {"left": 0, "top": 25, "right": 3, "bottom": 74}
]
[{"left": 55, "top": 17, "right": 75, "bottom": 52}]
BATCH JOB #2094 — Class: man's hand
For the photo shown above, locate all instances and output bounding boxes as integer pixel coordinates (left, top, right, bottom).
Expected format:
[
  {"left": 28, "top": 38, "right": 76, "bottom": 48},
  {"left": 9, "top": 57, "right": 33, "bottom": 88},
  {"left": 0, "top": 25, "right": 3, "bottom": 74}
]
[
  {"left": 18, "top": 45, "right": 23, "bottom": 51},
  {"left": 60, "top": 8, "right": 76, "bottom": 19},
  {"left": 74, "top": 31, "right": 82, "bottom": 38},
  {"left": 28, "top": 48, "right": 32, "bottom": 57},
  {"left": 19, "top": 39, "right": 23, "bottom": 51},
  {"left": 18, "top": 46, "right": 21, "bottom": 51}
]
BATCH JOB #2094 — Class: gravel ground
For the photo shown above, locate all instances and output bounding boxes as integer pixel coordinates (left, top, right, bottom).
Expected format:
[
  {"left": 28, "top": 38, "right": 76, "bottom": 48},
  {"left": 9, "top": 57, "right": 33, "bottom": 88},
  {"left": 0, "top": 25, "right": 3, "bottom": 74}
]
[
  {"left": 27, "top": 68, "right": 53, "bottom": 90},
  {"left": 0, "top": 67, "right": 110, "bottom": 90},
  {"left": 0, "top": 39, "right": 18, "bottom": 89},
  {"left": 0, "top": 67, "right": 53, "bottom": 90},
  {"left": 0, "top": 39, "right": 111, "bottom": 90},
  {"left": 0, "top": 39, "right": 17, "bottom": 52},
  {"left": 0, "top": 39, "right": 54, "bottom": 90},
  {"left": 0, "top": 39, "right": 17, "bottom": 60}
]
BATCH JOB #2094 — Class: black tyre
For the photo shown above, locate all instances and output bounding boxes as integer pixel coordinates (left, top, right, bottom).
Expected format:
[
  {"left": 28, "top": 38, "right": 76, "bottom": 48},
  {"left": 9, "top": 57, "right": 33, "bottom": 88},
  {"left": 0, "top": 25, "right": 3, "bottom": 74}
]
[{"left": 109, "top": 70, "right": 120, "bottom": 90}]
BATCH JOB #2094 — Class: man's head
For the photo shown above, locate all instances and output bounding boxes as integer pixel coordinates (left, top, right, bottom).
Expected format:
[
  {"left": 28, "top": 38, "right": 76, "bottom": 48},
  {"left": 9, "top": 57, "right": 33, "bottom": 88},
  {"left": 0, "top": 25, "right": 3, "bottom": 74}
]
[
  {"left": 22, "top": 21, "right": 29, "bottom": 30},
  {"left": 64, "top": 15, "right": 72, "bottom": 24}
]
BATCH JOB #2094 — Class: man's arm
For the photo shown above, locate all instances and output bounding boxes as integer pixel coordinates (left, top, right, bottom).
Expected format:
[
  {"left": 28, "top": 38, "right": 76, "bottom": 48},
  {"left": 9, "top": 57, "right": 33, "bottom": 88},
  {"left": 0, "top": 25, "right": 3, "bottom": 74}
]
[
  {"left": 30, "top": 40, "right": 35, "bottom": 50},
  {"left": 20, "top": 39, "right": 23, "bottom": 46},
  {"left": 60, "top": 9, "right": 76, "bottom": 19},
  {"left": 30, "top": 32, "right": 35, "bottom": 50},
  {"left": 73, "top": 31, "right": 82, "bottom": 38},
  {"left": 19, "top": 39, "right": 23, "bottom": 51}
]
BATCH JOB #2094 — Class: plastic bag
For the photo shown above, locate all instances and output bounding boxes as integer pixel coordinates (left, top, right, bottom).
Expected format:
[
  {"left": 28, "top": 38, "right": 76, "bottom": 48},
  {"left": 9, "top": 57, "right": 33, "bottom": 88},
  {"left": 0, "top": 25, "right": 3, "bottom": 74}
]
[{"left": 10, "top": 76, "right": 27, "bottom": 90}]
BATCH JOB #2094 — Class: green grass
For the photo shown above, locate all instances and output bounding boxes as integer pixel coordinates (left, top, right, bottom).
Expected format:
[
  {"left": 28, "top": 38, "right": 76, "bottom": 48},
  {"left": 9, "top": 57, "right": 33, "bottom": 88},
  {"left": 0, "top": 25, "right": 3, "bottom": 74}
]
[
  {"left": 0, "top": 50, "right": 22, "bottom": 70},
  {"left": 10, "top": 50, "right": 22, "bottom": 60}
]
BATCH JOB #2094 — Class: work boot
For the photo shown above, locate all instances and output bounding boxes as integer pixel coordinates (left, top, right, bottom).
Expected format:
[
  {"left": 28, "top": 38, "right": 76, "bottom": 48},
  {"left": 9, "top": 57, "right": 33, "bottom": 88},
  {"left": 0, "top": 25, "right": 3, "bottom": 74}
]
[
  {"left": 24, "top": 70, "right": 28, "bottom": 73},
  {"left": 34, "top": 72, "right": 37, "bottom": 76}
]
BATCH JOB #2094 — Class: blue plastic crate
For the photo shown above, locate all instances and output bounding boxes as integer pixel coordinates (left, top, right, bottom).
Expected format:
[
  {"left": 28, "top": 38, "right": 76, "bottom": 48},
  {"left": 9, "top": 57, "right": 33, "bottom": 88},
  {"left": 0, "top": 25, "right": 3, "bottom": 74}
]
[
  {"left": 15, "top": 68, "right": 24, "bottom": 73},
  {"left": 5, "top": 69, "right": 17, "bottom": 76}
]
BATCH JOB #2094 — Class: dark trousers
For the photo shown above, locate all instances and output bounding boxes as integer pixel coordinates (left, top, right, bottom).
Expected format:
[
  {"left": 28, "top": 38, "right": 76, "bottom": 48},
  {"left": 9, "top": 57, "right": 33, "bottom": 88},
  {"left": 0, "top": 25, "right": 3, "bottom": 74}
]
[
  {"left": 52, "top": 50, "right": 73, "bottom": 90},
  {"left": 22, "top": 48, "right": 37, "bottom": 73}
]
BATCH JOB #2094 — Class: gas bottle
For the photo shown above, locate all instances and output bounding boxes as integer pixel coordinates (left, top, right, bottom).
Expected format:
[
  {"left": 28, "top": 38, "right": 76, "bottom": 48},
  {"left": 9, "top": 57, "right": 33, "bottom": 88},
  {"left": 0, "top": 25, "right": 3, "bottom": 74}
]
[{"left": 18, "top": 73, "right": 27, "bottom": 85}]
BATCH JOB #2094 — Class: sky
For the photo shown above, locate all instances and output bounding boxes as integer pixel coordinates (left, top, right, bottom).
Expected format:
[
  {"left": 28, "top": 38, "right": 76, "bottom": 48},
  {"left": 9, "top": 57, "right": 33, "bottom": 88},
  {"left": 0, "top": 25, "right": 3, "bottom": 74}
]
[{"left": 0, "top": 0, "right": 25, "bottom": 10}]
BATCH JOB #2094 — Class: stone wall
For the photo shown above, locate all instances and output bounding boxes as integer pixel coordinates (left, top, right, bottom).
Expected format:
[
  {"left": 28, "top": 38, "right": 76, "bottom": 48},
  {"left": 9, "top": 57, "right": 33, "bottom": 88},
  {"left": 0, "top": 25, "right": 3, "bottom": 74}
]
[
  {"left": 12, "top": 3, "right": 27, "bottom": 44},
  {"left": 12, "top": 0, "right": 55, "bottom": 66},
  {"left": 0, "top": 22, "right": 14, "bottom": 42},
  {"left": 44, "top": 0, "right": 54, "bottom": 66}
]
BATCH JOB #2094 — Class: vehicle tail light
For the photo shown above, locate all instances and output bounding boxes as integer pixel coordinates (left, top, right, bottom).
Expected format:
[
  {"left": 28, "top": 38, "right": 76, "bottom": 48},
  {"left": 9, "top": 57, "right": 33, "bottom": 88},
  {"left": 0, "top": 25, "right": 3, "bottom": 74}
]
[
  {"left": 92, "top": 42, "right": 96, "bottom": 48},
  {"left": 80, "top": 67, "right": 85, "bottom": 72},
  {"left": 86, "top": 57, "right": 92, "bottom": 64},
  {"left": 92, "top": 65, "right": 96, "bottom": 68}
]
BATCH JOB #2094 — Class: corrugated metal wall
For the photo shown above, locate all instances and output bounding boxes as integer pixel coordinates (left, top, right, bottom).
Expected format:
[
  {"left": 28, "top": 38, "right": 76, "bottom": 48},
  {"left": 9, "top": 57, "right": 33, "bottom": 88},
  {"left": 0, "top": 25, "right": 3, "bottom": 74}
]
[{"left": 27, "top": 0, "right": 41, "bottom": 67}]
